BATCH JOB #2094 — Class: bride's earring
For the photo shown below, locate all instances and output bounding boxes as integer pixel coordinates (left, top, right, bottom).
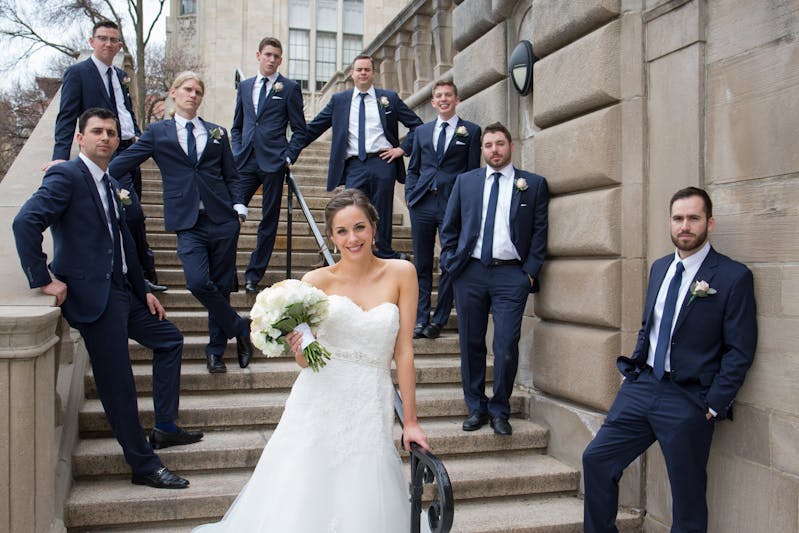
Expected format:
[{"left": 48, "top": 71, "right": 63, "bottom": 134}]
[{"left": 334, "top": 244, "right": 338, "bottom": 254}]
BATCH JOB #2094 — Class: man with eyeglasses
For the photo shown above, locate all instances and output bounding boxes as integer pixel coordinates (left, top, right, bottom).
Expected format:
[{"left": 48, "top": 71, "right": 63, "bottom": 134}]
[{"left": 45, "top": 20, "right": 166, "bottom": 293}]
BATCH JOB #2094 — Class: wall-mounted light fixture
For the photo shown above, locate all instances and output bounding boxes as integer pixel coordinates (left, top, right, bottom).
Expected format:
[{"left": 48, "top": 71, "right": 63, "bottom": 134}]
[{"left": 508, "top": 40, "right": 537, "bottom": 96}]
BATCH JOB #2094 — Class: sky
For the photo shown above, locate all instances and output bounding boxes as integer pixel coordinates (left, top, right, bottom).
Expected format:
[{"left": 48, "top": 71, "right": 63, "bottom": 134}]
[{"left": 0, "top": 0, "right": 166, "bottom": 91}]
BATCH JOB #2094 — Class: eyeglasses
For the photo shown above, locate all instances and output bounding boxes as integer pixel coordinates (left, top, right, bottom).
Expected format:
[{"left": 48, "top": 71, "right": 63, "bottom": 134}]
[{"left": 93, "top": 35, "right": 121, "bottom": 44}]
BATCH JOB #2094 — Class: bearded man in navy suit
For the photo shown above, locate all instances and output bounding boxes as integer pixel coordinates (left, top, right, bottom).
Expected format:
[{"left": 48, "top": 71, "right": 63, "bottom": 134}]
[
  {"left": 110, "top": 72, "right": 255, "bottom": 374},
  {"left": 305, "top": 55, "right": 422, "bottom": 260},
  {"left": 440, "top": 122, "right": 549, "bottom": 436},
  {"left": 405, "top": 81, "right": 481, "bottom": 340},
  {"left": 582, "top": 187, "right": 758, "bottom": 533},
  {"left": 231, "top": 37, "right": 307, "bottom": 294},
  {"left": 14, "top": 108, "right": 200, "bottom": 489},
  {"left": 45, "top": 20, "right": 165, "bottom": 292}
]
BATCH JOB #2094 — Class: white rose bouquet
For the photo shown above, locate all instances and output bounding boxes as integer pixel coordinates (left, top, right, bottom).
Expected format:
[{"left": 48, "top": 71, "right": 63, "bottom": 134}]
[{"left": 249, "top": 279, "right": 332, "bottom": 371}]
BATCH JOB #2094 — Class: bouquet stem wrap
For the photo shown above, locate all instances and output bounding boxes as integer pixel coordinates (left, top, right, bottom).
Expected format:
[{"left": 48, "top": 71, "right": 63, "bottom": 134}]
[{"left": 249, "top": 280, "right": 332, "bottom": 372}]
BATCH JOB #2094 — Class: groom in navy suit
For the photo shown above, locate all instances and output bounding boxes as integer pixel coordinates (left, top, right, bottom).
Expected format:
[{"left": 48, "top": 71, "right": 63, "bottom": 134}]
[
  {"left": 110, "top": 72, "right": 255, "bottom": 374},
  {"left": 14, "top": 108, "right": 199, "bottom": 489},
  {"left": 46, "top": 20, "right": 164, "bottom": 292},
  {"left": 405, "top": 81, "right": 481, "bottom": 339},
  {"left": 582, "top": 187, "right": 758, "bottom": 533},
  {"left": 440, "top": 122, "right": 549, "bottom": 436},
  {"left": 305, "top": 55, "right": 422, "bottom": 259},
  {"left": 231, "top": 37, "right": 307, "bottom": 294}
]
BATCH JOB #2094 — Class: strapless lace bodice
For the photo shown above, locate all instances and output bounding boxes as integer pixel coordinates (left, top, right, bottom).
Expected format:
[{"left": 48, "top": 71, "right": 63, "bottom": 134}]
[{"left": 316, "top": 295, "right": 400, "bottom": 369}]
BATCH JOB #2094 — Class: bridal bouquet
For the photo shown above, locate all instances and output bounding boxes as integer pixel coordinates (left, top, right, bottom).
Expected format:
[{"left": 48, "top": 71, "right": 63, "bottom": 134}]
[{"left": 249, "top": 279, "right": 332, "bottom": 371}]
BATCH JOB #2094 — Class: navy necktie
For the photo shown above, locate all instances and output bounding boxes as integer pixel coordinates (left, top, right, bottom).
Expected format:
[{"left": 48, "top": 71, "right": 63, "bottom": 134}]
[
  {"left": 102, "top": 174, "right": 124, "bottom": 285},
  {"left": 106, "top": 67, "right": 118, "bottom": 112},
  {"left": 436, "top": 122, "right": 448, "bottom": 162},
  {"left": 257, "top": 78, "right": 268, "bottom": 114},
  {"left": 653, "top": 261, "right": 685, "bottom": 379},
  {"left": 185, "top": 121, "right": 197, "bottom": 165},
  {"left": 358, "top": 92, "right": 368, "bottom": 161},
  {"left": 481, "top": 172, "right": 502, "bottom": 266}
]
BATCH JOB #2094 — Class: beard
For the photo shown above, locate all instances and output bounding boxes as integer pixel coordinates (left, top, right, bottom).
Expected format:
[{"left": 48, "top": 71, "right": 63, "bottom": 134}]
[{"left": 671, "top": 227, "right": 708, "bottom": 254}]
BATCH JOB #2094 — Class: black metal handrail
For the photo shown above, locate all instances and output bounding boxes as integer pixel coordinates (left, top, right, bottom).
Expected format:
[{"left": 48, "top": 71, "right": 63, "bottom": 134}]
[
  {"left": 284, "top": 169, "right": 335, "bottom": 277},
  {"left": 394, "top": 388, "right": 455, "bottom": 533},
  {"left": 283, "top": 170, "right": 453, "bottom": 531}
]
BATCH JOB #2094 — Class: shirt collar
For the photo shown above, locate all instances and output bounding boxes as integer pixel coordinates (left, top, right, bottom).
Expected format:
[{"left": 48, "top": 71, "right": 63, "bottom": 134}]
[
  {"left": 78, "top": 153, "right": 109, "bottom": 184},
  {"left": 90, "top": 54, "right": 113, "bottom": 71},
  {"left": 436, "top": 115, "right": 459, "bottom": 130},
  {"left": 672, "top": 241, "right": 711, "bottom": 270},
  {"left": 354, "top": 86, "right": 376, "bottom": 98},
  {"left": 485, "top": 163, "right": 514, "bottom": 181},
  {"left": 258, "top": 73, "right": 277, "bottom": 86},
  {"left": 174, "top": 113, "right": 200, "bottom": 129}
]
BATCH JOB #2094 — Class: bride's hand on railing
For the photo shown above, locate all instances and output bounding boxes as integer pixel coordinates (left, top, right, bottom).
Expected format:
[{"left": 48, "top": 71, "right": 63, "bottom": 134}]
[
  {"left": 284, "top": 331, "right": 308, "bottom": 368},
  {"left": 402, "top": 422, "right": 430, "bottom": 452}
]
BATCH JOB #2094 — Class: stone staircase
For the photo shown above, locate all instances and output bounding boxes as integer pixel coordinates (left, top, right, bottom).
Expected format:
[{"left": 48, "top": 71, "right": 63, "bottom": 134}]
[{"left": 62, "top": 142, "right": 642, "bottom": 532}]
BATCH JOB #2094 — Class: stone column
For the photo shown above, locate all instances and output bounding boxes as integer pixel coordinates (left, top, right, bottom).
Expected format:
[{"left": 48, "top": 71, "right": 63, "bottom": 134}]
[
  {"left": 0, "top": 307, "right": 62, "bottom": 533},
  {"left": 393, "top": 31, "right": 414, "bottom": 99},
  {"left": 432, "top": 0, "right": 454, "bottom": 79},
  {"left": 377, "top": 46, "right": 398, "bottom": 92},
  {"left": 412, "top": 14, "right": 434, "bottom": 92}
]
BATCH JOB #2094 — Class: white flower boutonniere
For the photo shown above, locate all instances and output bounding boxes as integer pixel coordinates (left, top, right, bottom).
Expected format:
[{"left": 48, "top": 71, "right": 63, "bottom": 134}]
[
  {"left": 208, "top": 127, "right": 223, "bottom": 141},
  {"left": 272, "top": 81, "right": 283, "bottom": 93},
  {"left": 688, "top": 280, "right": 717, "bottom": 305},
  {"left": 118, "top": 189, "right": 131, "bottom": 206},
  {"left": 455, "top": 125, "right": 468, "bottom": 137},
  {"left": 380, "top": 96, "right": 390, "bottom": 109},
  {"left": 121, "top": 75, "right": 131, "bottom": 90},
  {"left": 515, "top": 177, "right": 528, "bottom": 192}
]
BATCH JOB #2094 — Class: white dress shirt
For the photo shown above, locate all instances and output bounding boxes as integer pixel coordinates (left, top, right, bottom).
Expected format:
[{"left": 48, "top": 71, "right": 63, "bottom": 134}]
[
  {"left": 347, "top": 87, "right": 391, "bottom": 157},
  {"left": 646, "top": 242, "right": 711, "bottom": 372},
  {"left": 433, "top": 115, "right": 459, "bottom": 152},
  {"left": 90, "top": 55, "right": 135, "bottom": 141},
  {"left": 252, "top": 73, "right": 277, "bottom": 113},
  {"left": 80, "top": 152, "right": 127, "bottom": 274},
  {"left": 471, "top": 164, "right": 521, "bottom": 261}
]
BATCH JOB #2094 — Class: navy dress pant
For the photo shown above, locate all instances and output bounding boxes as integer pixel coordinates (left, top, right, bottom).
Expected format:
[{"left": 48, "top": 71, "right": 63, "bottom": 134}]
[{"left": 344, "top": 156, "right": 398, "bottom": 259}]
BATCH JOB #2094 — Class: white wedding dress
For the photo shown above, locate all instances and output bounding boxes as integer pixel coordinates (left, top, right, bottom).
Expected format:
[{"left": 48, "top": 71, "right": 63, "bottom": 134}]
[{"left": 193, "top": 295, "right": 428, "bottom": 533}]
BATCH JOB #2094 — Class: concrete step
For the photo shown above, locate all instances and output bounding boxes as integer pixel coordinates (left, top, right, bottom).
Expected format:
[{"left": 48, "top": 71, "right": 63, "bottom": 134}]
[
  {"left": 85, "top": 353, "right": 470, "bottom": 396},
  {"left": 78, "top": 386, "right": 523, "bottom": 434},
  {"left": 149, "top": 264, "right": 314, "bottom": 283},
  {"left": 64, "top": 452, "right": 582, "bottom": 530},
  {"left": 128, "top": 332, "right": 462, "bottom": 362},
  {"left": 140, "top": 183, "right": 334, "bottom": 199},
  {"left": 72, "top": 418, "right": 550, "bottom": 478}
]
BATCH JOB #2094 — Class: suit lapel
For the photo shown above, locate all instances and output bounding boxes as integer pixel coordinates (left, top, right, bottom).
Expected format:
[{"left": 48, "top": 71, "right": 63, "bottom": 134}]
[
  {"left": 87, "top": 59, "right": 115, "bottom": 110},
  {"left": 673, "top": 247, "right": 719, "bottom": 333},
  {"left": 644, "top": 257, "right": 671, "bottom": 331},
  {"left": 164, "top": 119, "right": 193, "bottom": 165},
  {"left": 509, "top": 170, "right": 521, "bottom": 228},
  {"left": 244, "top": 78, "right": 257, "bottom": 117},
  {"left": 442, "top": 118, "right": 462, "bottom": 160},
  {"left": 375, "top": 89, "right": 388, "bottom": 133},
  {"left": 196, "top": 118, "right": 215, "bottom": 165},
  {"left": 78, "top": 159, "right": 113, "bottom": 236}
]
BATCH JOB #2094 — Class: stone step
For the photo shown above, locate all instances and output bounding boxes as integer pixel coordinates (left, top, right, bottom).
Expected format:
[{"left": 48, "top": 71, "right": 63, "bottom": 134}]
[
  {"left": 78, "top": 386, "right": 522, "bottom": 434},
  {"left": 140, "top": 183, "right": 334, "bottom": 199},
  {"left": 128, "top": 332, "right": 461, "bottom": 362},
  {"left": 72, "top": 418, "right": 550, "bottom": 478},
  {"left": 85, "top": 353, "right": 470, "bottom": 396},
  {"left": 64, "top": 452, "right": 581, "bottom": 530},
  {"left": 150, "top": 264, "right": 314, "bottom": 284}
]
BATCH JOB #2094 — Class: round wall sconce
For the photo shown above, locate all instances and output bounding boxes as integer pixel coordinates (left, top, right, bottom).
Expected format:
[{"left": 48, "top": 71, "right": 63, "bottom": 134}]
[{"left": 508, "top": 40, "right": 537, "bottom": 96}]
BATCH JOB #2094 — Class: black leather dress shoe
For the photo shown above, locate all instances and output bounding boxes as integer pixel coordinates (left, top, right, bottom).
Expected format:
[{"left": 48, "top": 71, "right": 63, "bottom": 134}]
[
  {"left": 413, "top": 324, "right": 426, "bottom": 339},
  {"left": 245, "top": 281, "right": 259, "bottom": 294},
  {"left": 206, "top": 353, "right": 226, "bottom": 373},
  {"left": 131, "top": 466, "right": 189, "bottom": 489},
  {"left": 237, "top": 319, "right": 253, "bottom": 368},
  {"left": 422, "top": 323, "right": 441, "bottom": 339},
  {"left": 462, "top": 412, "right": 489, "bottom": 431},
  {"left": 490, "top": 417, "right": 513, "bottom": 436},
  {"left": 146, "top": 279, "right": 168, "bottom": 292},
  {"left": 149, "top": 427, "right": 204, "bottom": 449}
]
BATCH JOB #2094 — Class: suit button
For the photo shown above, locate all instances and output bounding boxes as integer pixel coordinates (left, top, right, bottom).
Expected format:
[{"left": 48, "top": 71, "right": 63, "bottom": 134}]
[
  {"left": 105, "top": 273, "right": 111, "bottom": 279},
  {"left": 107, "top": 249, "right": 113, "bottom": 254}
]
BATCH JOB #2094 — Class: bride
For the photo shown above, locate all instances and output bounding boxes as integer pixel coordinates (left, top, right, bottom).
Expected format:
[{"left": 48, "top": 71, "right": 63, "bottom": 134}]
[{"left": 193, "top": 189, "right": 430, "bottom": 532}]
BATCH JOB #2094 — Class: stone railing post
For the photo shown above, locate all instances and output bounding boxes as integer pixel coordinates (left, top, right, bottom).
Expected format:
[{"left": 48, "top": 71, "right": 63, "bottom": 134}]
[
  {"left": 394, "top": 30, "right": 414, "bottom": 99},
  {"left": 377, "top": 46, "right": 398, "bottom": 92},
  {"left": 0, "top": 306, "right": 63, "bottom": 533},
  {"left": 412, "top": 14, "right": 434, "bottom": 92},
  {"left": 432, "top": 0, "right": 454, "bottom": 79}
]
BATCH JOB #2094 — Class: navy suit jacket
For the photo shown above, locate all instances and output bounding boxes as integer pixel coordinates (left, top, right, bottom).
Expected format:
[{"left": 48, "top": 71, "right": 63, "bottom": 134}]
[
  {"left": 53, "top": 58, "right": 141, "bottom": 161},
  {"left": 617, "top": 247, "right": 757, "bottom": 419},
  {"left": 13, "top": 158, "right": 148, "bottom": 324},
  {"left": 109, "top": 118, "right": 243, "bottom": 232},
  {"left": 405, "top": 118, "right": 482, "bottom": 207},
  {"left": 439, "top": 168, "right": 549, "bottom": 292},
  {"left": 306, "top": 88, "right": 423, "bottom": 191},
  {"left": 230, "top": 73, "right": 307, "bottom": 172}
]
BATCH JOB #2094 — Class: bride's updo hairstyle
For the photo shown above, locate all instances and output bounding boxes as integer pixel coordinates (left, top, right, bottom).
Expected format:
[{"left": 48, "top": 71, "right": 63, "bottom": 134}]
[{"left": 324, "top": 189, "right": 379, "bottom": 238}]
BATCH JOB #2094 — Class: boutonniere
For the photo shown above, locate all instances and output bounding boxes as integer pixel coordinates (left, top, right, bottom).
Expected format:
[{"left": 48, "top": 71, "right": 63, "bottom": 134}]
[
  {"left": 118, "top": 189, "right": 131, "bottom": 206},
  {"left": 121, "top": 75, "right": 131, "bottom": 90},
  {"left": 688, "top": 280, "right": 717, "bottom": 305},
  {"left": 208, "top": 127, "right": 223, "bottom": 141},
  {"left": 515, "top": 177, "right": 528, "bottom": 191},
  {"left": 455, "top": 125, "right": 468, "bottom": 137},
  {"left": 272, "top": 81, "right": 283, "bottom": 93},
  {"left": 379, "top": 96, "right": 390, "bottom": 109}
]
